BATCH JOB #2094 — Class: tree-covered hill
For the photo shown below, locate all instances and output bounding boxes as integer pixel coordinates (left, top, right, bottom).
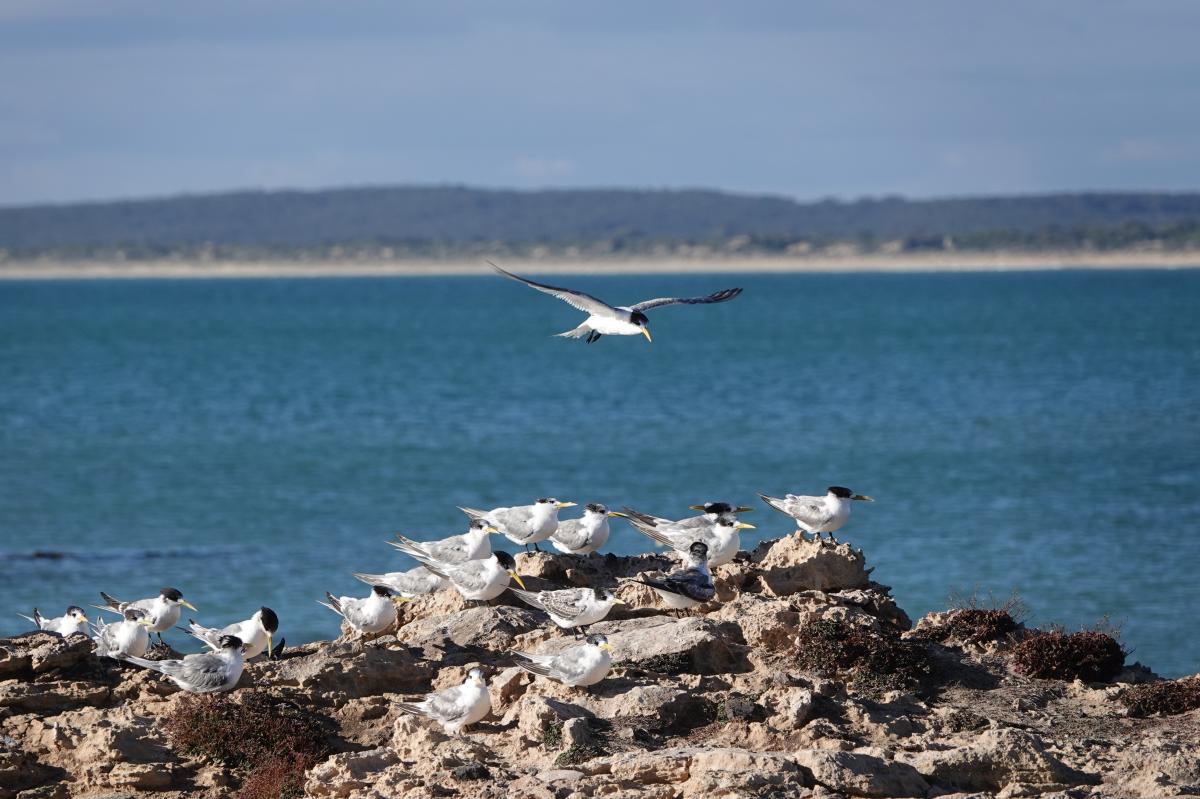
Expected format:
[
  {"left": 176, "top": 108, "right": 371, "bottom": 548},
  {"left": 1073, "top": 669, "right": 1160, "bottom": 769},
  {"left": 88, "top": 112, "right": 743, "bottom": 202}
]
[{"left": 2, "top": 186, "right": 1199, "bottom": 259}]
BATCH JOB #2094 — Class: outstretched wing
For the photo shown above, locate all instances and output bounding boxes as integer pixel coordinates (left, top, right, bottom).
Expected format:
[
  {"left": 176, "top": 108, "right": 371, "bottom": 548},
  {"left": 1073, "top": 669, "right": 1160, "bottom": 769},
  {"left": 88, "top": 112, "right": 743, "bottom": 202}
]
[
  {"left": 629, "top": 287, "right": 742, "bottom": 313},
  {"left": 490, "top": 263, "right": 621, "bottom": 318}
]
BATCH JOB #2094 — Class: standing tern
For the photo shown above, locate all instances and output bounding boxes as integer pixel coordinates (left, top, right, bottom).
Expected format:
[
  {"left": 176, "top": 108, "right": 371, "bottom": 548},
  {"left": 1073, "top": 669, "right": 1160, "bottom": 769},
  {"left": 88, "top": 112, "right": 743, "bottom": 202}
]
[
  {"left": 399, "top": 667, "right": 492, "bottom": 735},
  {"left": 407, "top": 551, "right": 526, "bottom": 603},
  {"left": 627, "top": 513, "right": 754, "bottom": 567},
  {"left": 508, "top": 586, "right": 624, "bottom": 630},
  {"left": 511, "top": 634, "right": 613, "bottom": 688},
  {"left": 459, "top": 498, "right": 575, "bottom": 551},
  {"left": 550, "top": 503, "right": 627, "bottom": 555},
  {"left": 92, "top": 609, "right": 150, "bottom": 659},
  {"left": 318, "top": 585, "right": 405, "bottom": 637},
  {"left": 187, "top": 607, "right": 279, "bottom": 659},
  {"left": 491, "top": 263, "right": 743, "bottom": 344},
  {"left": 622, "top": 501, "right": 754, "bottom": 532},
  {"left": 353, "top": 565, "right": 448, "bottom": 598},
  {"left": 18, "top": 605, "right": 89, "bottom": 636},
  {"left": 125, "top": 634, "right": 245, "bottom": 693},
  {"left": 759, "top": 486, "right": 873, "bottom": 540},
  {"left": 633, "top": 541, "right": 716, "bottom": 610},
  {"left": 387, "top": 519, "right": 498, "bottom": 564},
  {"left": 93, "top": 587, "right": 196, "bottom": 645}
]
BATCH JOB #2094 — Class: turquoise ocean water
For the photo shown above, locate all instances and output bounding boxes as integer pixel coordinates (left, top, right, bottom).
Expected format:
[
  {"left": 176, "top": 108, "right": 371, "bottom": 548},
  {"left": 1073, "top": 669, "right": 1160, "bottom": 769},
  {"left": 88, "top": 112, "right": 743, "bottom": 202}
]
[{"left": 1, "top": 270, "right": 1197, "bottom": 676}]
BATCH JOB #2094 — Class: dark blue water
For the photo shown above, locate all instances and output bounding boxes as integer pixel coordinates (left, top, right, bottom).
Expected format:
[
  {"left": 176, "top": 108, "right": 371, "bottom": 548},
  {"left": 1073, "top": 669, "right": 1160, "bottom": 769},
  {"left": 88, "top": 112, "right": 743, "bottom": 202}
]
[{"left": 2, "top": 271, "right": 1198, "bottom": 676}]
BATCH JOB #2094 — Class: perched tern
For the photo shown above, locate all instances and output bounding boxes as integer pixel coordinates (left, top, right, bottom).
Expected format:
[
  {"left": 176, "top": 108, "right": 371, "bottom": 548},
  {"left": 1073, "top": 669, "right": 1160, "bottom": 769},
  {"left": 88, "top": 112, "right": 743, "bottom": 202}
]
[
  {"left": 550, "top": 503, "right": 627, "bottom": 555},
  {"left": 622, "top": 501, "right": 753, "bottom": 532},
  {"left": 93, "top": 587, "right": 196, "bottom": 644},
  {"left": 627, "top": 513, "right": 754, "bottom": 567},
  {"left": 491, "top": 263, "right": 743, "bottom": 344},
  {"left": 387, "top": 519, "right": 497, "bottom": 564},
  {"left": 759, "top": 485, "right": 873, "bottom": 540},
  {"left": 92, "top": 609, "right": 150, "bottom": 659},
  {"left": 633, "top": 541, "right": 715, "bottom": 610},
  {"left": 399, "top": 667, "right": 492, "bottom": 735},
  {"left": 512, "top": 634, "right": 613, "bottom": 688},
  {"left": 353, "top": 566, "right": 448, "bottom": 597},
  {"left": 18, "top": 605, "right": 88, "bottom": 636},
  {"left": 408, "top": 551, "right": 526, "bottom": 603},
  {"left": 459, "top": 498, "right": 575, "bottom": 551},
  {"left": 187, "top": 607, "right": 279, "bottom": 660},
  {"left": 318, "top": 585, "right": 405, "bottom": 637},
  {"left": 508, "top": 586, "right": 624, "bottom": 630},
  {"left": 125, "top": 634, "right": 245, "bottom": 693}
]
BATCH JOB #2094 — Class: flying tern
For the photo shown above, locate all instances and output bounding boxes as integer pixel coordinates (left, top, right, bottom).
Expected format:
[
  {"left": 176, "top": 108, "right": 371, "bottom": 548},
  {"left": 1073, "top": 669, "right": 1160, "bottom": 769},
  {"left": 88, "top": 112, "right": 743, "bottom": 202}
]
[{"left": 491, "top": 263, "right": 743, "bottom": 343}]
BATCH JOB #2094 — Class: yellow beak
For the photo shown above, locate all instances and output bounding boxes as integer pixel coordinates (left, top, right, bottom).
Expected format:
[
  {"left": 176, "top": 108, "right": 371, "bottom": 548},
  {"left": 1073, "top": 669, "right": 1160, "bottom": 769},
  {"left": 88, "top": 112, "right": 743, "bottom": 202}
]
[
  {"left": 607, "top": 511, "right": 628, "bottom": 518},
  {"left": 266, "top": 633, "right": 274, "bottom": 659},
  {"left": 598, "top": 642, "right": 612, "bottom": 650},
  {"left": 611, "top": 597, "right": 626, "bottom": 605},
  {"left": 641, "top": 327, "right": 652, "bottom": 343},
  {"left": 509, "top": 571, "right": 527, "bottom": 590},
  {"left": 485, "top": 525, "right": 500, "bottom": 533},
  {"left": 853, "top": 495, "right": 874, "bottom": 502},
  {"left": 180, "top": 600, "right": 198, "bottom": 612},
  {"left": 556, "top": 501, "right": 577, "bottom": 509},
  {"left": 392, "top": 596, "right": 411, "bottom": 605},
  {"left": 735, "top": 522, "right": 756, "bottom": 530}
]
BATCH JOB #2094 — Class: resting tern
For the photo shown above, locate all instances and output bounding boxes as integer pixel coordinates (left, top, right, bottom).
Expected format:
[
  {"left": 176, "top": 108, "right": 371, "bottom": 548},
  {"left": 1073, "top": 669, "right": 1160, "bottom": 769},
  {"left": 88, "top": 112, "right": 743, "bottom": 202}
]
[
  {"left": 399, "top": 667, "right": 492, "bottom": 735},
  {"left": 550, "top": 503, "right": 627, "bottom": 555},
  {"left": 187, "top": 607, "right": 279, "bottom": 659},
  {"left": 508, "top": 586, "right": 624, "bottom": 630},
  {"left": 18, "top": 605, "right": 88, "bottom": 636},
  {"left": 633, "top": 541, "right": 715, "bottom": 609},
  {"left": 491, "top": 263, "right": 743, "bottom": 344},
  {"left": 622, "top": 500, "right": 753, "bottom": 532},
  {"left": 759, "top": 486, "right": 873, "bottom": 540},
  {"left": 626, "top": 512, "right": 754, "bottom": 567},
  {"left": 459, "top": 498, "right": 575, "bottom": 551},
  {"left": 387, "top": 519, "right": 497, "bottom": 564},
  {"left": 353, "top": 565, "right": 448, "bottom": 597},
  {"left": 125, "top": 634, "right": 244, "bottom": 693},
  {"left": 512, "top": 634, "right": 613, "bottom": 688},
  {"left": 93, "top": 587, "right": 196, "bottom": 644},
  {"left": 92, "top": 609, "right": 150, "bottom": 659},
  {"left": 318, "top": 585, "right": 405, "bottom": 637},
  {"left": 407, "top": 551, "right": 526, "bottom": 603}
]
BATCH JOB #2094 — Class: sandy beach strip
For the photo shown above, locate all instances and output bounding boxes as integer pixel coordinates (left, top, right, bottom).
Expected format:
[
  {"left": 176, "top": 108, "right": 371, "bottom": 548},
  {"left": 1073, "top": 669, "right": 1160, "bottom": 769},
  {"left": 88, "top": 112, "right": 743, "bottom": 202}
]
[{"left": 2, "top": 250, "right": 1200, "bottom": 280}]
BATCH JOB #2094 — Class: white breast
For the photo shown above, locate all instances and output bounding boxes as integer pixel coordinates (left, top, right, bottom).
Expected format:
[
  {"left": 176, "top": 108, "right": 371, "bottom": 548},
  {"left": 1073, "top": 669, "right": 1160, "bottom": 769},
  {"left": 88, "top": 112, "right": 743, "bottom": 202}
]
[{"left": 586, "top": 315, "right": 643, "bottom": 336}]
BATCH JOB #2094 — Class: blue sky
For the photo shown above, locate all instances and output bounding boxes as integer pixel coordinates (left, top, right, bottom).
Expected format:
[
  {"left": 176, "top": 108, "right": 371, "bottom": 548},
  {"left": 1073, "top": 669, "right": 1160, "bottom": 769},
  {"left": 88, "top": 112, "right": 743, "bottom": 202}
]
[{"left": 1, "top": 0, "right": 1198, "bottom": 206}]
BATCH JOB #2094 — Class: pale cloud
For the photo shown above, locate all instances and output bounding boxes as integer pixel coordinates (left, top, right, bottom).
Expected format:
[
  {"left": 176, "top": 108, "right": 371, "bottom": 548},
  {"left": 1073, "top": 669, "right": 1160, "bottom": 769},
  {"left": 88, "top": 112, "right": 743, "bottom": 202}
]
[{"left": 510, "top": 156, "right": 576, "bottom": 182}]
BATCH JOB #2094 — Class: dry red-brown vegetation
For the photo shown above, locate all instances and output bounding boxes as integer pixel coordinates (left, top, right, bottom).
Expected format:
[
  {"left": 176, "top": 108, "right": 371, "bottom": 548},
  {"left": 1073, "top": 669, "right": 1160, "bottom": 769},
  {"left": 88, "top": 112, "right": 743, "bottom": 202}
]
[
  {"left": 795, "top": 618, "right": 932, "bottom": 693},
  {"left": 1119, "top": 676, "right": 1200, "bottom": 717},
  {"left": 1010, "top": 630, "right": 1125, "bottom": 683}
]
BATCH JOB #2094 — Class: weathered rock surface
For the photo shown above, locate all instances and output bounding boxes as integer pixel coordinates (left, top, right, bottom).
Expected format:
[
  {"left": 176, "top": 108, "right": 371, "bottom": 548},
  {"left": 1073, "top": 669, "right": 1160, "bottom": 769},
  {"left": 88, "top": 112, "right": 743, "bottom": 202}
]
[{"left": 0, "top": 533, "right": 1195, "bottom": 798}]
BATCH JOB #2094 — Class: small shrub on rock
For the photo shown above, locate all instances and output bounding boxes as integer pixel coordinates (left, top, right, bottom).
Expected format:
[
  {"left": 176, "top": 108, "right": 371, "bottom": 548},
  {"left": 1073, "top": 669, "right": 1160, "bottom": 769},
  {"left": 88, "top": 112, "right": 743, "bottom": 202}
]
[
  {"left": 163, "top": 692, "right": 330, "bottom": 799},
  {"left": 1119, "top": 676, "right": 1200, "bottom": 717},
  {"left": 1010, "top": 630, "right": 1125, "bottom": 682},
  {"left": 795, "top": 618, "right": 931, "bottom": 693},
  {"left": 921, "top": 608, "right": 1020, "bottom": 646}
]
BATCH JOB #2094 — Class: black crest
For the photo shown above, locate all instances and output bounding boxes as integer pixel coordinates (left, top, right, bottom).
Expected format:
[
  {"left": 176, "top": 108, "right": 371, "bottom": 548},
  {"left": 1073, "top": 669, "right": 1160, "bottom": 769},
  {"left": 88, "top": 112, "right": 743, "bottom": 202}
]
[
  {"left": 827, "top": 486, "right": 853, "bottom": 498},
  {"left": 585, "top": 502, "right": 607, "bottom": 513},
  {"left": 371, "top": 585, "right": 394, "bottom": 597},
  {"left": 494, "top": 551, "right": 517, "bottom": 570},
  {"left": 586, "top": 633, "right": 608, "bottom": 646},
  {"left": 630, "top": 310, "right": 649, "bottom": 326},
  {"left": 259, "top": 607, "right": 280, "bottom": 632},
  {"left": 160, "top": 587, "right": 183, "bottom": 602},
  {"left": 218, "top": 634, "right": 243, "bottom": 650},
  {"left": 536, "top": 497, "right": 556, "bottom": 504},
  {"left": 688, "top": 541, "right": 709, "bottom": 559},
  {"left": 67, "top": 605, "right": 86, "bottom": 616},
  {"left": 703, "top": 502, "right": 734, "bottom": 514}
]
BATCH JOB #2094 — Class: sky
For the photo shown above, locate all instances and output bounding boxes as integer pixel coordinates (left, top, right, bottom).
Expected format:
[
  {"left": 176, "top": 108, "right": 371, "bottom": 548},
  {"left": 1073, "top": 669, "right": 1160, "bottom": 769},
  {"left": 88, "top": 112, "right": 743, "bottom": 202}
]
[{"left": 1, "top": 0, "right": 1198, "bottom": 207}]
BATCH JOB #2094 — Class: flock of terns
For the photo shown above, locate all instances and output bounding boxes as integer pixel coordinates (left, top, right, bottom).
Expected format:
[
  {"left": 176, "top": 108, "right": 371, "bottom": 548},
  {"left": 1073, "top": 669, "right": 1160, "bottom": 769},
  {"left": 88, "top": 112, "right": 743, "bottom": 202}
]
[
  {"left": 18, "top": 486, "right": 872, "bottom": 734},
  {"left": 18, "top": 268, "right": 876, "bottom": 733}
]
